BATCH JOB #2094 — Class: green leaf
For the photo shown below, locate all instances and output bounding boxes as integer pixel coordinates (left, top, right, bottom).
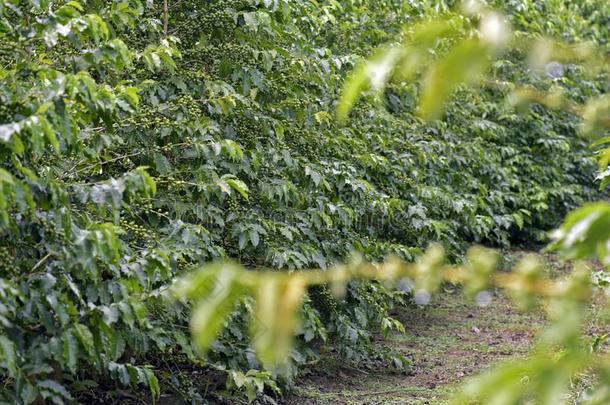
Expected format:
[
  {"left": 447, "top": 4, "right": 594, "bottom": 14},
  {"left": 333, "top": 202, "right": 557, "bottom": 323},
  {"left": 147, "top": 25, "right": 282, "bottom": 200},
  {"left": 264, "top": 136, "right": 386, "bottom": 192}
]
[
  {"left": 0, "top": 122, "right": 21, "bottom": 143},
  {"left": 154, "top": 153, "right": 172, "bottom": 174},
  {"left": 0, "top": 335, "right": 18, "bottom": 377},
  {"left": 225, "top": 177, "right": 249, "bottom": 200},
  {"left": 73, "top": 324, "right": 95, "bottom": 358},
  {"left": 419, "top": 39, "right": 491, "bottom": 120},
  {"left": 549, "top": 202, "right": 610, "bottom": 265},
  {"left": 143, "top": 368, "right": 160, "bottom": 400},
  {"left": 251, "top": 275, "right": 306, "bottom": 368},
  {"left": 39, "top": 115, "right": 60, "bottom": 152},
  {"left": 37, "top": 380, "right": 73, "bottom": 401},
  {"left": 63, "top": 330, "right": 79, "bottom": 373},
  {"left": 250, "top": 230, "right": 260, "bottom": 247},
  {"left": 188, "top": 263, "right": 246, "bottom": 352},
  {"left": 336, "top": 46, "right": 402, "bottom": 122}
]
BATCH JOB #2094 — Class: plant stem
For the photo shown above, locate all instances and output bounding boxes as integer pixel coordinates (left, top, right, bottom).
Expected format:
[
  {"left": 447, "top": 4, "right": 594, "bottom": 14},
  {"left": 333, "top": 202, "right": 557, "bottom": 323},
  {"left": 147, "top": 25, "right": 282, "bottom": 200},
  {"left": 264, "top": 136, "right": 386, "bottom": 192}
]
[{"left": 163, "top": 0, "right": 169, "bottom": 35}]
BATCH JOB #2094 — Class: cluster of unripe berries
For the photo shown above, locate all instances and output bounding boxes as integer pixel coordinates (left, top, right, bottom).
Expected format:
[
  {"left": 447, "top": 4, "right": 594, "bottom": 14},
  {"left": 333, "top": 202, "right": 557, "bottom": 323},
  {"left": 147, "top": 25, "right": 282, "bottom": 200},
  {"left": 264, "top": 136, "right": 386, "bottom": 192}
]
[
  {"left": 172, "top": 94, "right": 202, "bottom": 118},
  {"left": 0, "top": 102, "right": 13, "bottom": 122},
  {"left": 229, "top": 114, "right": 262, "bottom": 146},
  {"left": 199, "top": 43, "right": 256, "bottom": 72},
  {"left": 226, "top": 197, "right": 242, "bottom": 212},
  {"left": 0, "top": 247, "right": 18, "bottom": 276},
  {"left": 287, "top": 129, "right": 316, "bottom": 157},
  {"left": 181, "top": 67, "right": 209, "bottom": 81},
  {"left": 120, "top": 219, "right": 150, "bottom": 240},
  {"left": 39, "top": 219, "right": 68, "bottom": 244},
  {"left": 175, "top": 7, "right": 235, "bottom": 44},
  {"left": 360, "top": 287, "right": 385, "bottom": 314},
  {"left": 314, "top": 285, "right": 339, "bottom": 315},
  {"left": 161, "top": 176, "right": 188, "bottom": 189},
  {"left": 198, "top": 9, "right": 234, "bottom": 32},
  {"left": 123, "top": 105, "right": 173, "bottom": 130}
]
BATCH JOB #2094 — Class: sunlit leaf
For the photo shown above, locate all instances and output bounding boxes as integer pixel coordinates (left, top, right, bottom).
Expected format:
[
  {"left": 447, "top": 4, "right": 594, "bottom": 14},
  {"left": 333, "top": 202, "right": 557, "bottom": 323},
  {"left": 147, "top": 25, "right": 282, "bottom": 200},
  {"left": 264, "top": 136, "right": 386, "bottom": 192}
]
[
  {"left": 251, "top": 274, "right": 307, "bottom": 367},
  {"left": 419, "top": 39, "right": 491, "bottom": 120}
]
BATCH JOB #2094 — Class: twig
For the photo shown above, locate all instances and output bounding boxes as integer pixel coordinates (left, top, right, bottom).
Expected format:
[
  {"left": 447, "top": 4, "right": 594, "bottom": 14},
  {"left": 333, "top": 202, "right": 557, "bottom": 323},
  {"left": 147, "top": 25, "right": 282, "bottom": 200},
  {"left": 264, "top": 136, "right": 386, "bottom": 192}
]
[
  {"left": 163, "top": 0, "right": 169, "bottom": 35},
  {"left": 342, "top": 364, "right": 369, "bottom": 375},
  {"left": 30, "top": 252, "right": 53, "bottom": 273},
  {"left": 61, "top": 141, "right": 191, "bottom": 180},
  {"left": 351, "top": 388, "right": 415, "bottom": 397},
  {"left": 15, "top": 252, "right": 56, "bottom": 282},
  {"left": 169, "top": 0, "right": 185, "bottom": 10},
  {"left": 61, "top": 150, "right": 144, "bottom": 179}
]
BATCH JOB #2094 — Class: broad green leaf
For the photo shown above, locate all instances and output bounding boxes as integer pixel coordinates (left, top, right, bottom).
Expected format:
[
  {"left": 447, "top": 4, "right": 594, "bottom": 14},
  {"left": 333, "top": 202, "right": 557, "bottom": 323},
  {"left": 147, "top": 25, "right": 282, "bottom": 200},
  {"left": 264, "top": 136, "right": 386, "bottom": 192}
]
[
  {"left": 549, "top": 202, "right": 610, "bottom": 265},
  {"left": 37, "top": 380, "right": 73, "bottom": 400},
  {"left": 419, "top": 39, "right": 491, "bottom": 120},
  {"left": 188, "top": 263, "right": 246, "bottom": 351},
  {"left": 220, "top": 176, "right": 249, "bottom": 200},
  {"left": 63, "top": 330, "right": 79, "bottom": 373},
  {"left": 73, "top": 324, "right": 95, "bottom": 358},
  {"left": 0, "top": 335, "right": 17, "bottom": 377},
  {"left": 336, "top": 46, "right": 402, "bottom": 122},
  {"left": 251, "top": 274, "right": 306, "bottom": 367},
  {"left": 143, "top": 368, "right": 160, "bottom": 400}
]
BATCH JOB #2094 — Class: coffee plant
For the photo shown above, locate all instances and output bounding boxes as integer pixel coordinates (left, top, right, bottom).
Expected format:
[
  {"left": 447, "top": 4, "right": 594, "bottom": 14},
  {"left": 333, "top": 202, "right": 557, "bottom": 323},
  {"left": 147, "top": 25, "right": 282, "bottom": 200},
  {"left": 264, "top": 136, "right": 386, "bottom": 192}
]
[
  {"left": 0, "top": 0, "right": 607, "bottom": 403},
  {"left": 178, "top": 1, "right": 610, "bottom": 402}
]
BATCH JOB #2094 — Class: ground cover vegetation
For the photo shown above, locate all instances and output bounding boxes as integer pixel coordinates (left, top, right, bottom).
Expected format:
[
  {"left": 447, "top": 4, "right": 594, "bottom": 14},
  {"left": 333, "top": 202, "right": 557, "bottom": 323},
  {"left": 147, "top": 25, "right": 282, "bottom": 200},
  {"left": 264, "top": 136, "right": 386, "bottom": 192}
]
[{"left": 0, "top": 0, "right": 608, "bottom": 403}]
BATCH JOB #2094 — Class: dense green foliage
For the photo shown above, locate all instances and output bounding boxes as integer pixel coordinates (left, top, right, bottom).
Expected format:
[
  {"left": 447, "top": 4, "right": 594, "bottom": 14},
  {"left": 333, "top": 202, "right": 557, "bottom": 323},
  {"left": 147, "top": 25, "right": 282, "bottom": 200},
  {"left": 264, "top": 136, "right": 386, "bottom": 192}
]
[
  {"left": 0, "top": 0, "right": 607, "bottom": 402},
  {"left": 178, "top": 2, "right": 610, "bottom": 404}
]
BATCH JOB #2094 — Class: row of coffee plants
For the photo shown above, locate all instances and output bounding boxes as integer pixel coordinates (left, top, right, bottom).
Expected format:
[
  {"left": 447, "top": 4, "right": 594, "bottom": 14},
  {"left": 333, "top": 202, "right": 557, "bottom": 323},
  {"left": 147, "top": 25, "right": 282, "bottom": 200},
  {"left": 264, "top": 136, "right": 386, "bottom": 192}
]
[
  {"left": 0, "top": 0, "right": 606, "bottom": 402},
  {"left": 178, "top": 0, "right": 610, "bottom": 403}
]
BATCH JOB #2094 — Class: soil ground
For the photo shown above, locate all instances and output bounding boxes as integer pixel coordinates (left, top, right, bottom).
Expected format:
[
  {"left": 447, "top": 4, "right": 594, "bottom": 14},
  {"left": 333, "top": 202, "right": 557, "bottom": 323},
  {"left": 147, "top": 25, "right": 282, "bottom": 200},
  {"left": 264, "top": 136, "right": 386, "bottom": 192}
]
[
  {"left": 287, "top": 250, "right": 605, "bottom": 405},
  {"left": 287, "top": 288, "right": 545, "bottom": 404}
]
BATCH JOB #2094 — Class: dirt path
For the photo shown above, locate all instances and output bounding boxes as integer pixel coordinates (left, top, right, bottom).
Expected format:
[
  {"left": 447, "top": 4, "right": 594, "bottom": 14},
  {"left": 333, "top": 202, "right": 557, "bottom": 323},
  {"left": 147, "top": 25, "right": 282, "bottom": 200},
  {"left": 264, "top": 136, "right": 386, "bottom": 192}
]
[{"left": 287, "top": 281, "right": 547, "bottom": 404}]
